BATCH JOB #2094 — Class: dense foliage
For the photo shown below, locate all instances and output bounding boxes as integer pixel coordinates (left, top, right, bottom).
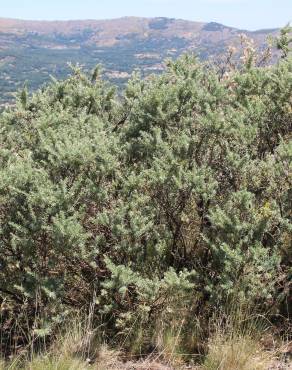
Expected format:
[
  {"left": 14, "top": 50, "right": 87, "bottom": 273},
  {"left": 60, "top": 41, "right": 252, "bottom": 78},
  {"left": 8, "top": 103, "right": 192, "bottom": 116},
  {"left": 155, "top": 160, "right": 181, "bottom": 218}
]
[{"left": 0, "top": 35, "right": 291, "bottom": 356}]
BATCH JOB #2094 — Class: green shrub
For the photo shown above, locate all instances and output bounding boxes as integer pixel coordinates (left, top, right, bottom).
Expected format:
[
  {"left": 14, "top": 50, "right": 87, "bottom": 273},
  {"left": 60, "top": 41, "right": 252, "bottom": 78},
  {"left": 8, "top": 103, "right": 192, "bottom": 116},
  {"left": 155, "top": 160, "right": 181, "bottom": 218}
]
[{"left": 0, "top": 37, "right": 291, "bottom": 356}]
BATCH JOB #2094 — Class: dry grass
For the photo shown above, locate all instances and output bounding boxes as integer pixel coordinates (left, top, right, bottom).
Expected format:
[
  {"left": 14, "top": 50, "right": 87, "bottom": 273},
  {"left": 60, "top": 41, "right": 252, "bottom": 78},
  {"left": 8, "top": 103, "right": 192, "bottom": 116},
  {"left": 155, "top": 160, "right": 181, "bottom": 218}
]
[
  {"left": 23, "top": 355, "right": 89, "bottom": 370},
  {"left": 0, "top": 341, "right": 117, "bottom": 370},
  {"left": 0, "top": 310, "right": 288, "bottom": 370},
  {"left": 50, "top": 318, "right": 98, "bottom": 360},
  {"left": 201, "top": 334, "right": 273, "bottom": 370}
]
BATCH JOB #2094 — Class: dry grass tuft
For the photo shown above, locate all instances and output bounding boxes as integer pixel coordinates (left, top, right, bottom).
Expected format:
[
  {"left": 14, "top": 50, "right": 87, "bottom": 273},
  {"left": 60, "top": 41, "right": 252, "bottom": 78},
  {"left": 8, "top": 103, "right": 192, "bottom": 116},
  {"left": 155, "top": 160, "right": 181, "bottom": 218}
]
[
  {"left": 23, "top": 355, "right": 88, "bottom": 370},
  {"left": 96, "top": 345, "right": 121, "bottom": 370},
  {"left": 202, "top": 334, "right": 274, "bottom": 370}
]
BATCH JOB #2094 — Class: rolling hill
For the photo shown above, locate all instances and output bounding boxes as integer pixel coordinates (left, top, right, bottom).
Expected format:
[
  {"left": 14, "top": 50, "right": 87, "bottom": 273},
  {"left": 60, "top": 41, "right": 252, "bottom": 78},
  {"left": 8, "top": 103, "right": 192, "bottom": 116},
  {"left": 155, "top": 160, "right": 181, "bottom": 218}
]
[{"left": 0, "top": 17, "right": 279, "bottom": 105}]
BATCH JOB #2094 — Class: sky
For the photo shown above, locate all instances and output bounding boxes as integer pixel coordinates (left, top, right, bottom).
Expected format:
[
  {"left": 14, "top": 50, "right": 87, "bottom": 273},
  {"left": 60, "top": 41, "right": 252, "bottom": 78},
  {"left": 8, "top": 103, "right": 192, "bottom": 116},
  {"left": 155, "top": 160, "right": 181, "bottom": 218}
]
[{"left": 0, "top": 0, "right": 291, "bottom": 31}]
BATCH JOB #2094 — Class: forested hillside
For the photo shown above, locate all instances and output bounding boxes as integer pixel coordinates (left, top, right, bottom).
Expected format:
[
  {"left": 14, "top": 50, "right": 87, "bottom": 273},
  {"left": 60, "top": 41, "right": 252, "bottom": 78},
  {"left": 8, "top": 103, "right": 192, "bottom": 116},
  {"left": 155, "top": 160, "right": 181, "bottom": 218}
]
[
  {"left": 0, "top": 27, "right": 291, "bottom": 369},
  {"left": 0, "top": 17, "right": 279, "bottom": 106}
]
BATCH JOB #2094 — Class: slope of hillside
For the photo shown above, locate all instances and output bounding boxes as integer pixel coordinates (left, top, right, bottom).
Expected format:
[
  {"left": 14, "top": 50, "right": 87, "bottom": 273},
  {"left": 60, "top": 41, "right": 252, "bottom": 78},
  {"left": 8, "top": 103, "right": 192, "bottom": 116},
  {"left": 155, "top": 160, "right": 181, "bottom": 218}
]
[{"left": 0, "top": 17, "right": 278, "bottom": 105}]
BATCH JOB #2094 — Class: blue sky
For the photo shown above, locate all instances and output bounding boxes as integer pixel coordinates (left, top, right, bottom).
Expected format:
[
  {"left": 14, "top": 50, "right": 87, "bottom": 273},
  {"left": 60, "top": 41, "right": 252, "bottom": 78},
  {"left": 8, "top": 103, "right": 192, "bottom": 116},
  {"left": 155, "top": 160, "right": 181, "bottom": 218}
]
[{"left": 1, "top": 0, "right": 291, "bottom": 30}]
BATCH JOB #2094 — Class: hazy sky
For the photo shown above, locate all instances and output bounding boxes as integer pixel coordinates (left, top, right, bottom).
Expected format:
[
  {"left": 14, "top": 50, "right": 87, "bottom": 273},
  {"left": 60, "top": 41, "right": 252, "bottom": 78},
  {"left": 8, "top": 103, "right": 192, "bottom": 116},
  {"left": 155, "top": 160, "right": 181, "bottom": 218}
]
[{"left": 1, "top": 0, "right": 291, "bottom": 30}]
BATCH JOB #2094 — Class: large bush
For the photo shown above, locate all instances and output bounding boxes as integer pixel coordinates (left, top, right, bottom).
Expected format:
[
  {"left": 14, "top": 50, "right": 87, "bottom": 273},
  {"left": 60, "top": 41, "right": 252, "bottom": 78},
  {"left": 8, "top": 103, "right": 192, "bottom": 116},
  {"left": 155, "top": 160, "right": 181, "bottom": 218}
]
[{"left": 0, "top": 39, "right": 291, "bottom": 355}]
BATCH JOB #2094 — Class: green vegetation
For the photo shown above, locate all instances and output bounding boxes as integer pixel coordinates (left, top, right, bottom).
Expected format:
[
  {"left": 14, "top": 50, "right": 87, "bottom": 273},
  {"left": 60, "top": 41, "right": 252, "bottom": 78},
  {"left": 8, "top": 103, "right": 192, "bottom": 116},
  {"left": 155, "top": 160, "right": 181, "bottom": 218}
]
[
  {"left": 0, "top": 29, "right": 291, "bottom": 369},
  {"left": 0, "top": 17, "right": 278, "bottom": 107},
  {"left": 0, "top": 39, "right": 184, "bottom": 106}
]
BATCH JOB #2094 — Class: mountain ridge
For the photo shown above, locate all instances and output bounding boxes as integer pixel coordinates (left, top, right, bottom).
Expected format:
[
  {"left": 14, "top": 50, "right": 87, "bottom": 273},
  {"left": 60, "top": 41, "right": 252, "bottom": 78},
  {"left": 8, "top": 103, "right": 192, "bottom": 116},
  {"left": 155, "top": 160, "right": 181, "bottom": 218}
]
[{"left": 0, "top": 16, "right": 279, "bottom": 33}]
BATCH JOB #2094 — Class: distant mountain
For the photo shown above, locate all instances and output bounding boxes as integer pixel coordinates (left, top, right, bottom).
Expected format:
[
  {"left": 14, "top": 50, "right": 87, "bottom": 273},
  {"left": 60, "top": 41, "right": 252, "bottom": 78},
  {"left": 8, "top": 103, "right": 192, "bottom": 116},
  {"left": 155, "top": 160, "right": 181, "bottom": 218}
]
[{"left": 0, "top": 17, "right": 279, "bottom": 105}]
